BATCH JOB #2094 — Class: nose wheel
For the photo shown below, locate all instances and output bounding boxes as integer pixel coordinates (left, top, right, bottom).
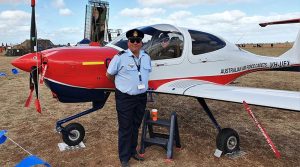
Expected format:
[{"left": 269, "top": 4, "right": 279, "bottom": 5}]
[
  {"left": 62, "top": 123, "right": 85, "bottom": 146},
  {"left": 216, "top": 128, "right": 240, "bottom": 154}
]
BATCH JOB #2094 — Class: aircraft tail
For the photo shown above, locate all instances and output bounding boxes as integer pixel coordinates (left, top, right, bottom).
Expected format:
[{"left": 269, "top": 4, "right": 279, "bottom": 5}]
[{"left": 280, "top": 29, "right": 300, "bottom": 64}]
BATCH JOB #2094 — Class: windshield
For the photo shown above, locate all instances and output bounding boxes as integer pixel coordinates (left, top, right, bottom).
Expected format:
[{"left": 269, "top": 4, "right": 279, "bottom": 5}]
[{"left": 109, "top": 24, "right": 184, "bottom": 60}]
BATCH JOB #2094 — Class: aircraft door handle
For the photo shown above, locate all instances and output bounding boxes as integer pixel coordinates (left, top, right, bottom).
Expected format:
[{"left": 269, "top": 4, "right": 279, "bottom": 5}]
[
  {"left": 200, "top": 58, "right": 207, "bottom": 63},
  {"left": 155, "top": 63, "right": 165, "bottom": 66}
]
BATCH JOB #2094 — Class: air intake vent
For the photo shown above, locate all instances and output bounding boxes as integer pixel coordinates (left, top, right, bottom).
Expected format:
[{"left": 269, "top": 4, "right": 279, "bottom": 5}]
[{"left": 168, "top": 80, "right": 202, "bottom": 89}]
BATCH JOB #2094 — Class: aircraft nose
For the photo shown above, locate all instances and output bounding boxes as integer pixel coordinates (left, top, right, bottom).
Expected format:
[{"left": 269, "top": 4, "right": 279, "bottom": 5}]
[{"left": 11, "top": 53, "right": 41, "bottom": 72}]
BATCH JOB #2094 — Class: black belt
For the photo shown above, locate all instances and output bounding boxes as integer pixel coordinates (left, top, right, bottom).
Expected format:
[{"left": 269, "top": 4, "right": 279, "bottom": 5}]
[{"left": 115, "top": 89, "right": 146, "bottom": 97}]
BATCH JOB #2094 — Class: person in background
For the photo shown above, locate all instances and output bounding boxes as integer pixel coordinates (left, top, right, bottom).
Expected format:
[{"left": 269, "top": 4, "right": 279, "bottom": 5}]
[
  {"left": 149, "top": 33, "right": 179, "bottom": 60},
  {"left": 106, "top": 29, "right": 152, "bottom": 167},
  {"left": 92, "top": 6, "right": 106, "bottom": 44}
]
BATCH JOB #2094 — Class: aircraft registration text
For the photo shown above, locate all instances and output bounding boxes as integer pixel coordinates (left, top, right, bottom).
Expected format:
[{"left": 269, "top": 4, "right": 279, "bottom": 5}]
[{"left": 221, "top": 61, "right": 290, "bottom": 74}]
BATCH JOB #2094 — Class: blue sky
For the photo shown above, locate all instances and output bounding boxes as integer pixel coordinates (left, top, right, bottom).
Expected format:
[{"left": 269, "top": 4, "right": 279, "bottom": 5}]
[{"left": 0, "top": 0, "right": 299, "bottom": 45}]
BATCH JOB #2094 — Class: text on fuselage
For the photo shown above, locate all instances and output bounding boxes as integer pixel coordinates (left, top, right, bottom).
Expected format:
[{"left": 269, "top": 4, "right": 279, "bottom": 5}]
[{"left": 220, "top": 61, "right": 290, "bottom": 74}]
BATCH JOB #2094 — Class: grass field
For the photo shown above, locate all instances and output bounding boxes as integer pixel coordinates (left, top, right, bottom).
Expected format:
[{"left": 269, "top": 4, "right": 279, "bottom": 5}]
[{"left": 0, "top": 47, "right": 299, "bottom": 167}]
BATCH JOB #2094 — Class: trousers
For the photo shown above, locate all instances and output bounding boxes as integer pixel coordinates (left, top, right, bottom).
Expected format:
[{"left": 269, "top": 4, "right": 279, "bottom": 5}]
[{"left": 115, "top": 89, "right": 147, "bottom": 162}]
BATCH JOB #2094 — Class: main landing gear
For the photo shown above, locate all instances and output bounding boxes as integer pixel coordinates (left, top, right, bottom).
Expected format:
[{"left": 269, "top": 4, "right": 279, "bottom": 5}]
[
  {"left": 56, "top": 92, "right": 110, "bottom": 146},
  {"left": 197, "top": 98, "right": 240, "bottom": 155}
]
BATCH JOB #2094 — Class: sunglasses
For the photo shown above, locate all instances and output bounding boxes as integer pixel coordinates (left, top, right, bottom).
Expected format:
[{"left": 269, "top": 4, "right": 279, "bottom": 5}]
[
  {"left": 129, "top": 38, "right": 142, "bottom": 43},
  {"left": 160, "top": 37, "right": 170, "bottom": 43}
]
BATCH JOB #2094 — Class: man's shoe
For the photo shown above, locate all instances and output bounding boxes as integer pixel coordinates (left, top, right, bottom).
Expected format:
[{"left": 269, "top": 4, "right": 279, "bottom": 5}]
[
  {"left": 121, "top": 161, "right": 130, "bottom": 167},
  {"left": 131, "top": 153, "right": 145, "bottom": 161}
]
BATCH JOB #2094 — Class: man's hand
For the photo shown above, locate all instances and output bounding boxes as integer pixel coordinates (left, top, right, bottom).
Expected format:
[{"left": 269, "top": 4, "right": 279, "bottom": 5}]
[{"left": 106, "top": 72, "right": 115, "bottom": 82}]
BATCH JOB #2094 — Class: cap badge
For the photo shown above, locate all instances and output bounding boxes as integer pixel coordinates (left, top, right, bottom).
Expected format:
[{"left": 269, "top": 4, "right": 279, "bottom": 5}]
[{"left": 133, "top": 31, "right": 138, "bottom": 37}]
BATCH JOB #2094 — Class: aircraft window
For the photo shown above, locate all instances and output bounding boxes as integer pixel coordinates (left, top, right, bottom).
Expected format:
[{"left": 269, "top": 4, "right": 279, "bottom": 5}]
[{"left": 189, "top": 30, "right": 226, "bottom": 55}]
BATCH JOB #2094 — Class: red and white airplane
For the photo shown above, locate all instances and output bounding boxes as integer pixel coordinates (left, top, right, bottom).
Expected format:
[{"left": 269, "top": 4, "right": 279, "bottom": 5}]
[{"left": 11, "top": 1, "right": 300, "bottom": 155}]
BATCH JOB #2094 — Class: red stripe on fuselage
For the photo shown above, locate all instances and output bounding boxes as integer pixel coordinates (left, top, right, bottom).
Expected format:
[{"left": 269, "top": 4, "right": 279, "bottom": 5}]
[
  {"left": 48, "top": 68, "right": 254, "bottom": 90},
  {"left": 149, "top": 70, "right": 251, "bottom": 89},
  {"left": 149, "top": 64, "right": 300, "bottom": 89}
]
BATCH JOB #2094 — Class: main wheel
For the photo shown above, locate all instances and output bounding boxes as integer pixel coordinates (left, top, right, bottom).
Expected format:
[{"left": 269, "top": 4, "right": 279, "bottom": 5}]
[
  {"left": 62, "top": 123, "right": 85, "bottom": 146},
  {"left": 216, "top": 128, "right": 240, "bottom": 154}
]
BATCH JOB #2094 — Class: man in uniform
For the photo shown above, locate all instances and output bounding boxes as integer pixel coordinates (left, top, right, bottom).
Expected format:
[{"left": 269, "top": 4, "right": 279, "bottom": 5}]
[{"left": 106, "top": 29, "right": 152, "bottom": 167}]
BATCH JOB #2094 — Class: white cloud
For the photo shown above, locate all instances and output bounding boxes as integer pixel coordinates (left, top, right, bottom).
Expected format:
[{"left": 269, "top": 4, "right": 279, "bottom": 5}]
[
  {"left": 0, "top": 10, "right": 31, "bottom": 44},
  {"left": 120, "top": 8, "right": 165, "bottom": 18},
  {"left": 119, "top": 10, "right": 300, "bottom": 43},
  {"left": 168, "top": 11, "right": 192, "bottom": 20},
  {"left": 52, "top": 0, "right": 73, "bottom": 16},
  {"left": 0, "top": 10, "right": 30, "bottom": 19},
  {"left": 188, "top": 10, "right": 246, "bottom": 25},
  {"left": 41, "top": 27, "right": 83, "bottom": 44},
  {"left": 0, "top": 0, "right": 28, "bottom": 4},
  {"left": 59, "top": 8, "right": 72, "bottom": 16},
  {"left": 138, "top": 0, "right": 250, "bottom": 7},
  {"left": 138, "top": 0, "right": 212, "bottom": 7},
  {"left": 56, "top": 27, "right": 81, "bottom": 34},
  {"left": 52, "top": 0, "right": 65, "bottom": 8}
]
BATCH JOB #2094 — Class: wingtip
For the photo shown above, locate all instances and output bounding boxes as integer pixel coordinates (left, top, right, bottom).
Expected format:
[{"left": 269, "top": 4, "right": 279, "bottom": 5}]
[{"left": 259, "top": 23, "right": 267, "bottom": 27}]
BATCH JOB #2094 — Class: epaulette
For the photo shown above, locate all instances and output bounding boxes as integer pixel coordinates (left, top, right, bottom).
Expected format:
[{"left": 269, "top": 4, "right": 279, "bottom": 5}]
[
  {"left": 117, "top": 50, "right": 125, "bottom": 56},
  {"left": 143, "top": 50, "right": 149, "bottom": 55}
]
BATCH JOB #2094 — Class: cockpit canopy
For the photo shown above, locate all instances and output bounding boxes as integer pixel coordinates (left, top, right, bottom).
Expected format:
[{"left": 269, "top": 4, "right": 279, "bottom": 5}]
[
  {"left": 109, "top": 24, "right": 227, "bottom": 60},
  {"left": 110, "top": 24, "right": 184, "bottom": 60}
]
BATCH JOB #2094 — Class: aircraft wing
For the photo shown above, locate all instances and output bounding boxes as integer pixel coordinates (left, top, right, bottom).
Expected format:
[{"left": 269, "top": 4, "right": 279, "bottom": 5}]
[{"left": 154, "top": 79, "right": 300, "bottom": 111}]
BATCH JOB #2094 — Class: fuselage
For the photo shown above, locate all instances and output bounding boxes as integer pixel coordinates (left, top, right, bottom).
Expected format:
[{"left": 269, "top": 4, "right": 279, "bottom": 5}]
[{"left": 11, "top": 24, "right": 297, "bottom": 103}]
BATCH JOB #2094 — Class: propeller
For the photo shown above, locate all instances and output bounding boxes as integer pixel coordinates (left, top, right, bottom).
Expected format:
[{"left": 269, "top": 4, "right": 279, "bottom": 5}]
[
  {"left": 30, "top": 0, "right": 36, "bottom": 53},
  {"left": 25, "top": 66, "right": 41, "bottom": 113},
  {"left": 32, "top": 66, "right": 41, "bottom": 113},
  {"left": 24, "top": 0, "right": 42, "bottom": 113}
]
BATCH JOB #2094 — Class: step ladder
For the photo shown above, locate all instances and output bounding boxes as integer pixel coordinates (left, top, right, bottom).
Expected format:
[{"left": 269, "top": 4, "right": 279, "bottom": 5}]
[{"left": 139, "top": 110, "right": 181, "bottom": 159}]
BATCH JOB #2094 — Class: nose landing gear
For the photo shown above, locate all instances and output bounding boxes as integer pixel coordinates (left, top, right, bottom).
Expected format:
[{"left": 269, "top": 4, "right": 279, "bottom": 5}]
[
  {"left": 56, "top": 92, "right": 110, "bottom": 146},
  {"left": 62, "top": 123, "right": 85, "bottom": 146}
]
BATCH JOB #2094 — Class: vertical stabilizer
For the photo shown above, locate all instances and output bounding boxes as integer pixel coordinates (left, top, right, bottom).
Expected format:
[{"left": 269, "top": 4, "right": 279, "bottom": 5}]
[{"left": 280, "top": 29, "right": 300, "bottom": 64}]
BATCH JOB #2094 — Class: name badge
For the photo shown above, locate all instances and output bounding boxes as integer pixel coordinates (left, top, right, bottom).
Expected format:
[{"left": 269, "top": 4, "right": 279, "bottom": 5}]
[{"left": 137, "top": 84, "right": 145, "bottom": 90}]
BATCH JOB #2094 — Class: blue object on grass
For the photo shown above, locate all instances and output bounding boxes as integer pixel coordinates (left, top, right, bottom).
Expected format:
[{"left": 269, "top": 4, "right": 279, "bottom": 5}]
[
  {"left": 0, "top": 72, "right": 6, "bottom": 77},
  {"left": 15, "top": 155, "right": 51, "bottom": 167},
  {"left": 12, "top": 68, "right": 19, "bottom": 75},
  {"left": 0, "top": 130, "right": 7, "bottom": 144}
]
